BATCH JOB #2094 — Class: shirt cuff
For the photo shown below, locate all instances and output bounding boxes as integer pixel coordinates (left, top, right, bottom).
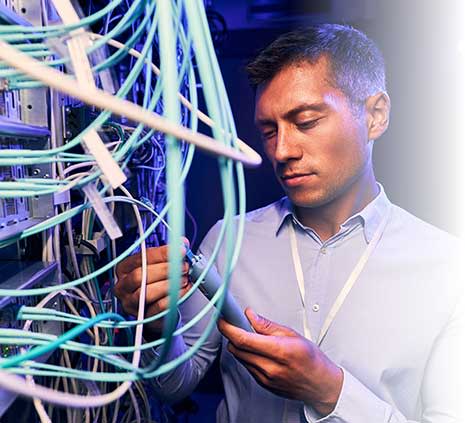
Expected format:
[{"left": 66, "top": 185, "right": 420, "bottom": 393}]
[
  {"left": 142, "top": 311, "right": 184, "bottom": 386},
  {"left": 303, "top": 367, "right": 391, "bottom": 422}
]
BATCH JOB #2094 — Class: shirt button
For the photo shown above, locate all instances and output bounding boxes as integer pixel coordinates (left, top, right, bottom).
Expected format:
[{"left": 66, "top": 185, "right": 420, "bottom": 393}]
[
  {"left": 312, "top": 303, "right": 320, "bottom": 312},
  {"left": 320, "top": 247, "right": 327, "bottom": 255}
]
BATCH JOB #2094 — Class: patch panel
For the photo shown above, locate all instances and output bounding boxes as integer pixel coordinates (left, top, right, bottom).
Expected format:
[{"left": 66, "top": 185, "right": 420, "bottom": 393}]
[{"left": 0, "top": 261, "right": 62, "bottom": 353}]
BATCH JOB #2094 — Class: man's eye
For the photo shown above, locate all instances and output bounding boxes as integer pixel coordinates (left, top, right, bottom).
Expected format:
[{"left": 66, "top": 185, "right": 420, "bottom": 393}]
[
  {"left": 297, "top": 119, "right": 319, "bottom": 130},
  {"left": 261, "top": 130, "right": 276, "bottom": 140}
]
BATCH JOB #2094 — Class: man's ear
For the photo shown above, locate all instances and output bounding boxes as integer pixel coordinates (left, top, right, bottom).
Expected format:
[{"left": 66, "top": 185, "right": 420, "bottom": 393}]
[{"left": 365, "top": 92, "right": 390, "bottom": 141}]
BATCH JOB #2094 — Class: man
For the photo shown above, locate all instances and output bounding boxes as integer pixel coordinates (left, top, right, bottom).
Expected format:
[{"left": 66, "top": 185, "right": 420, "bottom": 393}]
[{"left": 115, "top": 24, "right": 464, "bottom": 422}]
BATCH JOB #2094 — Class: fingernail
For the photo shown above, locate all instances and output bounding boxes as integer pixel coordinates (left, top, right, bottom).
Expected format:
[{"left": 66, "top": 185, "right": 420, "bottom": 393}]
[{"left": 247, "top": 308, "right": 258, "bottom": 319}]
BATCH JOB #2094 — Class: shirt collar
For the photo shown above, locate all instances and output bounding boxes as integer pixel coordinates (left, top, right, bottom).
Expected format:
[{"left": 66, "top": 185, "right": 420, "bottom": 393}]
[{"left": 275, "top": 183, "right": 391, "bottom": 243}]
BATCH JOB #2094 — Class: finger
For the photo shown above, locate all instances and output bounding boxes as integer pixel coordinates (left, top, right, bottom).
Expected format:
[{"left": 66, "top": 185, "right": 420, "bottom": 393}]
[
  {"left": 245, "top": 308, "right": 296, "bottom": 337},
  {"left": 218, "top": 318, "right": 283, "bottom": 358},
  {"left": 121, "top": 261, "right": 190, "bottom": 292},
  {"left": 237, "top": 359, "right": 276, "bottom": 391},
  {"left": 124, "top": 283, "right": 191, "bottom": 318},
  {"left": 241, "top": 360, "right": 267, "bottom": 384},
  {"left": 242, "top": 361, "right": 288, "bottom": 399},
  {"left": 234, "top": 356, "right": 290, "bottom": 398},
  {"left": 143, "top": 285, "right": 188, "bottom": 334},
  {"left": 181, "top": 236, "right": 190, "bottom": 250},
  {"left": 138, "top": 276, "right": 190, "bottom": 304},
  {"left": 116, "top": 246, "right": 169, "bottom": 277},
  {"left": 227, "top": 341, "right": 287, "bottom": 368},
  {"left": 116, "top": 239, "right": 190, "bottom": 277},
  {"left": 152, "top": 284, "right": 192, "bottom": 311},
  {"left": 126, "top": 276, "right": 190, "bottom": 308}
]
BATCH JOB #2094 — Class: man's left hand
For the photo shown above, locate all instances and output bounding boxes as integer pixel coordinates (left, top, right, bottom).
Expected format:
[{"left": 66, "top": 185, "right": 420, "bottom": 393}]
[{"left": 217, "top": 308, "right": 343, "bottom": 416}]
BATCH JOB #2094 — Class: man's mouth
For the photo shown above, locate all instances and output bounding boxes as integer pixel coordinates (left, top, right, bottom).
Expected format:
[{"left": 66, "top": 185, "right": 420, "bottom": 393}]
[{"left": 280, "top": 173, "right": 317, "bottom": 187}]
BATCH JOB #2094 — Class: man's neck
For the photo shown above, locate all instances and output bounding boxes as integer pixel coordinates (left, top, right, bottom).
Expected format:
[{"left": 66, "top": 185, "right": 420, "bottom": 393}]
[{"left": 294, "top": 171, "right": 379, "bottom": 242}]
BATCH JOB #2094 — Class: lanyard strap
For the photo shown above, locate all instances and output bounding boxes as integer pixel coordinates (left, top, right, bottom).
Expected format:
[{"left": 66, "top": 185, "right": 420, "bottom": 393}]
[{"left": 289, "top": 205, "right": 392, "bottom": 345}]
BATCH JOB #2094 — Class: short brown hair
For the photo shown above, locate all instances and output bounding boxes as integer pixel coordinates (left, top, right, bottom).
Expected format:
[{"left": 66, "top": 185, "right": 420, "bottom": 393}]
[{"left": 246, "top": 24, "right": 386, "bottom": 106}]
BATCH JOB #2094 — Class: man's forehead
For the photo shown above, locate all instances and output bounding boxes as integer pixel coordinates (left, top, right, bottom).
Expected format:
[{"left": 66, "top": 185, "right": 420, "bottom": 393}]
[
  {"left": 256, "top": 56, "right": 333, "bottom": 91},
  {"left": 253, "top": 58, "right": 338, "bottom": 116}
]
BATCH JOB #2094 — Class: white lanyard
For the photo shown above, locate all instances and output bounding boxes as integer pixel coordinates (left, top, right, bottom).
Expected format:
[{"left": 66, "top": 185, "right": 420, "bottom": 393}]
[{"left": 289, "top": 205, "right": 392, "bottom": 345}]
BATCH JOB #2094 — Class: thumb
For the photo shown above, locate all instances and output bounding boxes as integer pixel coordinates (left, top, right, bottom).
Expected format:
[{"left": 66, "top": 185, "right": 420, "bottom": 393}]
[{"left": 245, "top": 308, "right": 296, "bottom": 337}]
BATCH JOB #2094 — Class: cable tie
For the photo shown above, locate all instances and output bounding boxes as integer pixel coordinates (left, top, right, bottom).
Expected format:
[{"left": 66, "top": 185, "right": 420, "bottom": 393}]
[
  {"left": 51, "top": 0, "right": 127, "bottom": 189},
  {"left": 82, "top": 184, "right": 122, "bottom": 240}
]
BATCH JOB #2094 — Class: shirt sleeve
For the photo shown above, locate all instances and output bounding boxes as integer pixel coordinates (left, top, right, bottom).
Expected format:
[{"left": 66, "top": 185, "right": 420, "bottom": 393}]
[
  {"left": 304, "top": 287, "right": 465, "bottom": 423},
  {"left": 142, "top": 222, "right": 224, "bottom": 404}
]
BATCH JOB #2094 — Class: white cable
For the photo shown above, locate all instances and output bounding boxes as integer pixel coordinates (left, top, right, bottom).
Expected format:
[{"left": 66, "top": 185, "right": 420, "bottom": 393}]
[
  {"left": 32, "top": 387, "right": 52, "bottom": 423},
  {"left": 63, "top": 171, "right": 90, "bottom": 181},
  {"left": 50, "top": 79, "right": 82, "bottom": 281},
  {"left": 133, "top": 380, "right": 151, "bottom": 422},
  {"left": 65, "top": 214, "right": 81, "bottom": 278},
  {"left": 0, "top": 40, "right": 262, "bottom": 167},
  {"left": 128, "top": 386, "right": 142, "bottom": 423},
  {"left": 90, "top": 33, "right": 258, "bottom": 164},
  {"left": 51, "top": 0, "right": 127, "bottom": 190},
  {"left": 99, "top": 360, "right": 109, "bottom": 423},
  {"left": 58, "top": 172, "right": 88, "bottom": 193},
  {"left": 69, "top": 286, "right": 108, "bottom": 347},
  {"left": 61, "top": 350, "right": 79, "bottom": 422},
  {"left": 0, "top": 191, "right": 148, "bottom": 408},
  {"left": 111, "top": 397, "right": 121, "bottom": 423},
  {"left": 63, "top": 161, "right": 97, "bottom": 176},
  {"left": 0, "top": 6, "right": 241, "bottom": 415},
  {"left": 117, "top": 185, "right": 146, "bottom": 368},
  {"left": 22, "top": 290, "right": 65, "bottom": 423},
  {"left": 64, "top": 296, "right": 98, "bottom": 348}
]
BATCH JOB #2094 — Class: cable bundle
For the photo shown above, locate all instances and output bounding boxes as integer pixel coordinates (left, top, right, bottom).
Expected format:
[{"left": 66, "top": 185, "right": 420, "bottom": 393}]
[{"left": 0, "top": 0, "right": 261, "bottom": 421}]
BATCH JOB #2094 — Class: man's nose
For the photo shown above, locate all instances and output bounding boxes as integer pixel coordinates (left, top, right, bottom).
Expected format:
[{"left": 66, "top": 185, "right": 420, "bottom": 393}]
[{"left": 274, "top": 127, "right": 302, "bottom": 163}]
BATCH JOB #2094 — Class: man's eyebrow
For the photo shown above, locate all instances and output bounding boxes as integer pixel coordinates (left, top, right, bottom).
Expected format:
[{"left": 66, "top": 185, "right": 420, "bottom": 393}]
[
  {"left": 283, "top": 102, "right": 328, "bottom": 120},
  {"left": 255, "top": 102, "right": 328, "bottom": 126}
]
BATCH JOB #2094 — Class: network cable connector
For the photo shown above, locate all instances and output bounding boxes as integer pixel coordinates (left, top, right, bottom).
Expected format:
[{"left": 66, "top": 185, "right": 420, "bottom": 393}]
[{"left": 185, "top": 249, "right": 252, "bottom": 332}]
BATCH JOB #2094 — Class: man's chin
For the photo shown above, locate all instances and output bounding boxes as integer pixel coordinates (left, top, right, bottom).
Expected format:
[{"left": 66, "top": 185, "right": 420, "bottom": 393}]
[{"left": 286, "top": 191, "right": 330, "bottom": 209}]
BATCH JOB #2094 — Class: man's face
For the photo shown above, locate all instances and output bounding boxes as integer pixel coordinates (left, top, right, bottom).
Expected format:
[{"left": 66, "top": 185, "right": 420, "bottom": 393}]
[{"left": 254, "top": 57, "right": 372, "bottom": 209}]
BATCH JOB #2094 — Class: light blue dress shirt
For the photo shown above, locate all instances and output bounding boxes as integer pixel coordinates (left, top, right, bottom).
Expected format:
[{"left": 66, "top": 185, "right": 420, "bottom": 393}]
[{"left": 148, "top": 184, "right": 465, "bottom": 422}]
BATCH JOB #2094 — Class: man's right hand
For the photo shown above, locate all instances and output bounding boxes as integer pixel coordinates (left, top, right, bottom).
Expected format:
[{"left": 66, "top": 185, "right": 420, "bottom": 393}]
[{"left": 114, "top": 240, "right": 191, "bottom": 339}]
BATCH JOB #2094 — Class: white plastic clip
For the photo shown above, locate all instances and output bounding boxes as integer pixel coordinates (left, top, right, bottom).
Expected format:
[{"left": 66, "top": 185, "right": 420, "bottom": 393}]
[
  {"left": 51, "top": 0, "right": 126, "bottom": 189},
  {"left": 53, "top": 189, "right": 70, "bottom": 206},
  {"left": 82, "top": 184, "right": 122, "bottom": 240}
]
